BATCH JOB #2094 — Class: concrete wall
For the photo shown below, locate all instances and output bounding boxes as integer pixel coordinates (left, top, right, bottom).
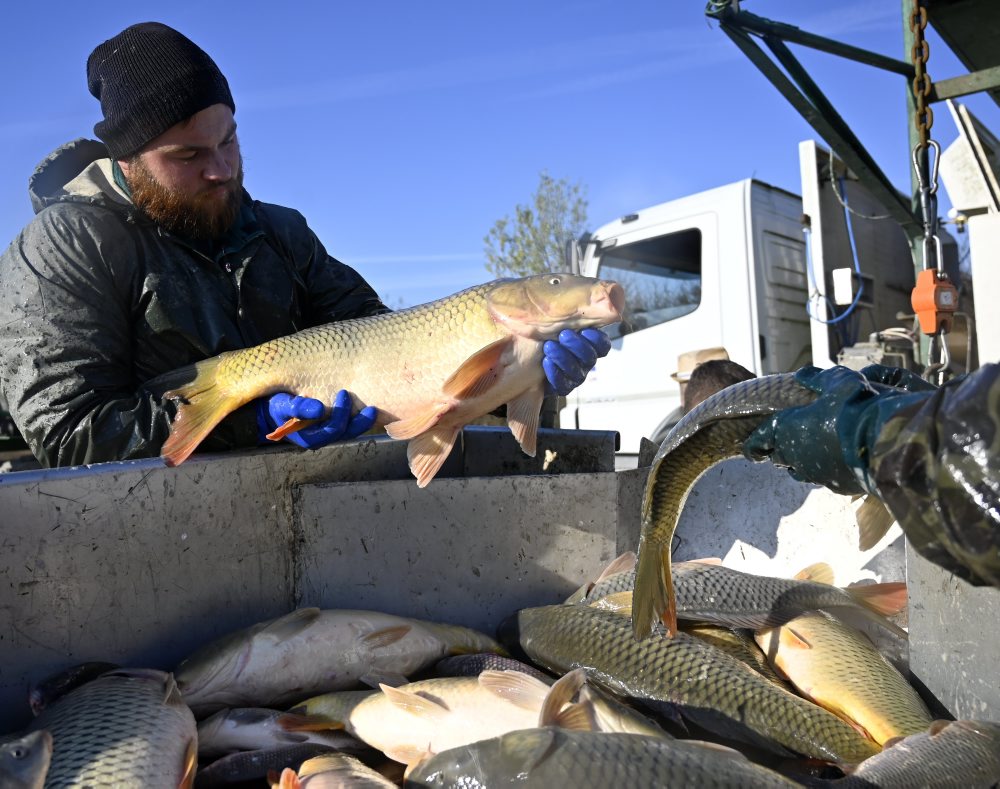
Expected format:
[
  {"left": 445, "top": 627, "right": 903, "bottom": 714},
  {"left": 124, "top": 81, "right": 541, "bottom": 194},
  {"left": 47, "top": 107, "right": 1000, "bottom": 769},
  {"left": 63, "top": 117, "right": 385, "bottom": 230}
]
[{"left": 0, "top": 429, "right": 626, "bottom": 734}]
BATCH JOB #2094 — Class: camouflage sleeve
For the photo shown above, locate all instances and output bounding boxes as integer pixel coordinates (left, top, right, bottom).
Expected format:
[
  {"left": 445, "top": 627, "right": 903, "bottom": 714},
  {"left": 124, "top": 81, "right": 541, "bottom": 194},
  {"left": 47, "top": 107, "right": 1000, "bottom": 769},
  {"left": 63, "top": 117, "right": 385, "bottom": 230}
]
[{"left": 871, "top": 363, "right": 1000, "bottom": 587}]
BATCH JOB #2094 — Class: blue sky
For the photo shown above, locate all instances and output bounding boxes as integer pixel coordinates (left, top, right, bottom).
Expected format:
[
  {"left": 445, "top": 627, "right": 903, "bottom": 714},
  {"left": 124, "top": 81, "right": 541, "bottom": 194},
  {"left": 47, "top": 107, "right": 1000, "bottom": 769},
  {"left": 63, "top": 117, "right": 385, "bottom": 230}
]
[{"left": 3, "top": 1, "right": 997, "bottom": 307}]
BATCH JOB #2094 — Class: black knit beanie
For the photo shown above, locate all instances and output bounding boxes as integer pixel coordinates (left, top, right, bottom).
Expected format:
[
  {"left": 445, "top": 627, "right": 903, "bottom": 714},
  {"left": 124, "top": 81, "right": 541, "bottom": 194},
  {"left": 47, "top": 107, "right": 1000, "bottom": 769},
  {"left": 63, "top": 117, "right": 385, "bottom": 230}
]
[{"left": 87, "top": 22, "right": 235, "bottom": 159}]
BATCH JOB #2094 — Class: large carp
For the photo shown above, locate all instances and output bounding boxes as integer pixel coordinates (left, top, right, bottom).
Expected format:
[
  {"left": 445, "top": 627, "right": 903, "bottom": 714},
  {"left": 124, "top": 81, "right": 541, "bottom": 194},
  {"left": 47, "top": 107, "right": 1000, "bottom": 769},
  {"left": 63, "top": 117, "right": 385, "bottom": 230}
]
[
  {"left": 153, "top": 274, "right": 624, "bottom": 485},
  {"left": 631, "top": 373, "right": 819, "bottom": 639}
]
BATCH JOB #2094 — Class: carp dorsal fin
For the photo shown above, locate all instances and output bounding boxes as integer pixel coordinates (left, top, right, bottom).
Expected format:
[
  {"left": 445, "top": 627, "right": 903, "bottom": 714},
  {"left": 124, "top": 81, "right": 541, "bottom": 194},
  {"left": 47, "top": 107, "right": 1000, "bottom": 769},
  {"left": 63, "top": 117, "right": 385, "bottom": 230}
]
[
  {"left": 506, "top": 386, "right": 544, "bottom": 457},
  {"left": 596, "top": 552, "right": 637, "bottom": 581},
  {"left": 380, "top": 684, "right": 450, "bottom": 721},
  {"left": 794, "top": 562, "right": 835, "bottom": 585},
  {"left": 442, "top": 337, "right": 512, "bottom": 399}
]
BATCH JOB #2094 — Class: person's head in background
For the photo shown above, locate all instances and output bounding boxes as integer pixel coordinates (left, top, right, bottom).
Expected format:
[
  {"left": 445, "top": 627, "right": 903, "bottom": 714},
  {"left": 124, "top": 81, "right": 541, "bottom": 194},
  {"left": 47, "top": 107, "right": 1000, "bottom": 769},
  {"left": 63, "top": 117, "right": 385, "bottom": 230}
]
[{"left": 683, "top": 359, "right": 756, "bottom": 413}]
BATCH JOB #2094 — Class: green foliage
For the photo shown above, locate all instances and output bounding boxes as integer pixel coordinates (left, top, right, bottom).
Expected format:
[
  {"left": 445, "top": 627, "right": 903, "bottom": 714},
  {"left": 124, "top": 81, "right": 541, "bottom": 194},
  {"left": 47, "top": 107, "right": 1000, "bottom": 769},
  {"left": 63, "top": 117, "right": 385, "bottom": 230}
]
[{"left": 484, "top": 171, "right": 588, "bottom": 277}]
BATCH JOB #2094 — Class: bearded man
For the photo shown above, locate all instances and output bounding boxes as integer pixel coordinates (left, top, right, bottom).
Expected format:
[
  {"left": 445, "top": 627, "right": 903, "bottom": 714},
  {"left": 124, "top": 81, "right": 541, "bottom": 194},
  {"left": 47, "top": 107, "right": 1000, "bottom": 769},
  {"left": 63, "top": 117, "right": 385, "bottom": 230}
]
[{"left": 0, "top": 23, "right": 608, "bottom": 468}]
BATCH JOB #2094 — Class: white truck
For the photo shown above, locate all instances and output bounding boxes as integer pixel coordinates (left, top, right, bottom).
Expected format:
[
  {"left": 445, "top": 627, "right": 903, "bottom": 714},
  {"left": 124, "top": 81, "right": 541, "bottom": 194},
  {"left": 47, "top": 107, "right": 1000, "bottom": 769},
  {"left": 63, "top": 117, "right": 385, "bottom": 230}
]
[{"left": 561, "top": 141, "right": 949, "bottom": 461}]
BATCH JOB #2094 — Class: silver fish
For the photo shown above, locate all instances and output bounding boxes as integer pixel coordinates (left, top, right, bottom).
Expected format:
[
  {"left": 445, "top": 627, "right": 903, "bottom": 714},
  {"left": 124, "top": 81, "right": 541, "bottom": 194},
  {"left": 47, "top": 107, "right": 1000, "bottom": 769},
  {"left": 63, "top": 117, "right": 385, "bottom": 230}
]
[
  {"left": 0, "top": 730, "right": 52, "bottom": 789},
  {"left": 27, "top": 668, "right": 196, "bottom": 788},
  {"left": 175, "top": 607, "right": 504, "bottom": 715}
]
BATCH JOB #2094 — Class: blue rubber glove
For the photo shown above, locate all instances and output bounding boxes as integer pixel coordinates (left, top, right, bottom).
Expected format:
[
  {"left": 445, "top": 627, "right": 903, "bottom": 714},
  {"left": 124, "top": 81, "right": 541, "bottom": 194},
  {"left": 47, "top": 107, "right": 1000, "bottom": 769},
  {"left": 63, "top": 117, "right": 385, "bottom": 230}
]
[
  {"left": 742, "top": 365, "right": 932, "bottom": 495},
  {"left": 542, "top": 328, "right": 612, "bottom": 396},
  {"left": 256, "top": 390, "right": 377, "bottom": 449}
]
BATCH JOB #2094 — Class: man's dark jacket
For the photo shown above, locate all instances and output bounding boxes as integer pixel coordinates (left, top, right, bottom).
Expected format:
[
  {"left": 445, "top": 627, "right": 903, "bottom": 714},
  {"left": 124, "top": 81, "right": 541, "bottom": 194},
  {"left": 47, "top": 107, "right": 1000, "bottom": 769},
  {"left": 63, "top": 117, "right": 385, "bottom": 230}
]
[{"left": 0, "top": 139, "right": 388, "bottom": 467}]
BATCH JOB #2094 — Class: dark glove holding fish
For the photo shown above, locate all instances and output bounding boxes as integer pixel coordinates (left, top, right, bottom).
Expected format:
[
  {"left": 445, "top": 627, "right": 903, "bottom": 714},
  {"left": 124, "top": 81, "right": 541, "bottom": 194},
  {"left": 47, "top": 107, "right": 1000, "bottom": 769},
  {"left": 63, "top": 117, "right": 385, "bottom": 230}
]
[
  {"left": 741, "top": 364, "right": 931, "bottom": 495},
  {"left": 257, "top": 390, "right": 377, "bottom": 449},
  {"left": 745, "top": 363, "right": 1000, "bottom": 587},
  {"left": 542, "top": 328, "right": 612, "bottom": 396}
]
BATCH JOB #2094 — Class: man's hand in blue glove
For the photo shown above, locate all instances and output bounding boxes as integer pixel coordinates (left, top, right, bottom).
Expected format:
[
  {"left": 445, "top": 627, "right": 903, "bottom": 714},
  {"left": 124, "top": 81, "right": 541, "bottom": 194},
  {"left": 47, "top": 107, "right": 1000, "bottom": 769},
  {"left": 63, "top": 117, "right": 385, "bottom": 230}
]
[
  {"left": 542, "top": 328, "right": 612, "bottom": 396},
  {"left": 742, "top": 365, "right": 932, "bottom": 495},
  {"left": 256, "top": 390, "right": 377, "bottom": 449}
]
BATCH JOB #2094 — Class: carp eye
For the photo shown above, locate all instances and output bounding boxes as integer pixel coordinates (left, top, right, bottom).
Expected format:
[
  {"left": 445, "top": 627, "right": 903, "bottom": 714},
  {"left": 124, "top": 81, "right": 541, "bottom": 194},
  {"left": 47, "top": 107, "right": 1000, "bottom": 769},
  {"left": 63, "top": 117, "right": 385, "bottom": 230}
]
[
  {"left": 548, "top": 276, "right": 561, "bottom": 285},
  {"left": 10, "top": 747, "right": 25, "bottom": 759}
]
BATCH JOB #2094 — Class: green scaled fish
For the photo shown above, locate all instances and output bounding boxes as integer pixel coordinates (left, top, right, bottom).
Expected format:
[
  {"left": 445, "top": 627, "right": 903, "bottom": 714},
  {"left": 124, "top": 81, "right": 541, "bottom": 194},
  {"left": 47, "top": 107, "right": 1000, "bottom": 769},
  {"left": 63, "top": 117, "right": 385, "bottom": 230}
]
[
  {"left": 632, "top": 374, "right": 819, "bottom": 639},
  {"left": 26, "top": 668, "right": 197, "bottom": 788},
  {"left": 835, "top": 719, "right": 1000, "bottom": 788},
  {"left": 406, "top": 729, "right": 799, "bottom": 788},
  {"left": 500, "top": 603, "right": 880, "bottom": 763}
]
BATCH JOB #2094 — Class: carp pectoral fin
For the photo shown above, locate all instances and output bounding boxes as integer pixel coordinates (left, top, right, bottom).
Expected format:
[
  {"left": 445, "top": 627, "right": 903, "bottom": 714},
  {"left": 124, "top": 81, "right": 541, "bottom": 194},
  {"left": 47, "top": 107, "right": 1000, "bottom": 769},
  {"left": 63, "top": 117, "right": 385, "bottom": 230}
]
[
  {"left": 478, "top": 670, "right": 550, "bottom": 711},
  {"left": 178, "top": 736, "right": 198, "bottom": 789},
  {"left": 266, "top": 417, "right": 318, "bottom": 441},
  {"left": 407, "top": 425, "right": 460, "bottom": 488},
  {"left": 856, "top": 495, "right": 896, "bottom": 551},
  {"left": 442, "top": 338, "right": 512, "bottom": 399},
  {"left": 363, "top": 625, "right": 412, "bottom": 650},
  {"left": 589, "top": 591, "right": 633, "bottom": 616},
  {"left": 596, "top": 551, "right": 637, "bottom": 580},
  {"left": 275, "top": 767, "right": 302, "bottom": 789},
  {"left": 506, "top": 386, "right": 544, "bottom": 457}
]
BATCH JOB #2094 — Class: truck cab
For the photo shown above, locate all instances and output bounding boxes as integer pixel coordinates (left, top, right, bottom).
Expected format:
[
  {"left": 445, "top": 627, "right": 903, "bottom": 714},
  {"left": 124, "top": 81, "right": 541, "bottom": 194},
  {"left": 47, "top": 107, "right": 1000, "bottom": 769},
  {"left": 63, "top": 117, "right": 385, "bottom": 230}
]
[{"left": 562, "top": 178, "right": 812, "bottom": 457}]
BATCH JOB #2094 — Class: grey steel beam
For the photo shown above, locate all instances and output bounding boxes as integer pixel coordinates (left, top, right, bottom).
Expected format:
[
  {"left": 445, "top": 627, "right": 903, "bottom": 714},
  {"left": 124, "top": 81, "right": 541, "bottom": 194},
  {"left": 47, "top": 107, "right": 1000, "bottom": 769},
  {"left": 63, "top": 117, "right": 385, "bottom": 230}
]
[{"left": 930, "top": 64, "right": 1000, "bottom": 102}]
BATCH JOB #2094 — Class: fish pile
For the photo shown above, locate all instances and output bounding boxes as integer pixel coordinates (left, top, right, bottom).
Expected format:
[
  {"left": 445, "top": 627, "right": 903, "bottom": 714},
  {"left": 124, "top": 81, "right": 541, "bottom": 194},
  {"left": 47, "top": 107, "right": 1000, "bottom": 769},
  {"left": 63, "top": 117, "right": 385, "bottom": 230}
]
[
  {"left": 152, "top": 274, "right": 624, "bottom": 486},
  {"left": 5, "top": 560, "right": 999, "bottom": 788}
]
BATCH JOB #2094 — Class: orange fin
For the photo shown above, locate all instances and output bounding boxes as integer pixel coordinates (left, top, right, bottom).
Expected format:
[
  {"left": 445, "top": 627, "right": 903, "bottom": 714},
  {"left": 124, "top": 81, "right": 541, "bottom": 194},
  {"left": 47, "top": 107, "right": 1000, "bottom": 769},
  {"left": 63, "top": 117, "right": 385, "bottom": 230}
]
[
  {"left": 266, "top": 417, "right": 317, "bottom": 441},
  {"left": 688, "top": 557, "right": 723, "bottom": 566},
  {"left": 158, "top": 354, "right": 248, "bottom": 466},
  {"left": 384, "top": 405, "right": 449, "bottom": 441},
  {"left": 178, "top": 736, "right": 198, "bottom": 789},
  {"left": 275, "top": 767, "right": 301, "bottom": 789},
  {"left": 441, "top": 338, "right": 512, "bottom": 399},
  {"left": 928, "top": 719, "right": 952, "bottom": 736},
  {"left": 847, "top": 582, "right": 908, "bottom": 616},
  {"left": 407, "top": 425, "right": 460, "bottom": 488},
  {"left": 794, "top": 562, "right": 835, "bottom": 585},
  {"left": 505, "top": 386, "right": 544, "bottom": 457},
  {"left": 595, "top": 551, "right": 637, "bottom": 581}
]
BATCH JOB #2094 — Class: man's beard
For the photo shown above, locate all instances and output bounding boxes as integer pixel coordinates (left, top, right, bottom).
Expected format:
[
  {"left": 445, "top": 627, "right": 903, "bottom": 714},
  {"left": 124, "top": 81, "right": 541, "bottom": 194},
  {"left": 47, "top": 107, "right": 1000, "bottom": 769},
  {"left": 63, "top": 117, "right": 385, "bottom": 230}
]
[{"left": 127, "top": 155, "right": 244, "bottom": 243}]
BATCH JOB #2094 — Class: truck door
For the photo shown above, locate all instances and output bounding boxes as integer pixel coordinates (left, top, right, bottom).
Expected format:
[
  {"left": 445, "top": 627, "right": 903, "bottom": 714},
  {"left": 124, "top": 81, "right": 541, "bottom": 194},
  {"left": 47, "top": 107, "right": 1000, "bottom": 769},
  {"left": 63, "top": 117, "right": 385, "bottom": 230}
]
[{"left": 561, "top": 214, "right": 722, "bottom": 455}]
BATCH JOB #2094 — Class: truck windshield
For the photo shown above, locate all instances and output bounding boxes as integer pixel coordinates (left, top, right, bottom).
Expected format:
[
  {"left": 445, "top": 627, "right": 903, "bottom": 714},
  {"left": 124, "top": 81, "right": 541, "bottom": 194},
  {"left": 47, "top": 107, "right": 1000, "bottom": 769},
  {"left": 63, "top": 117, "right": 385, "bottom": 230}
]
[{"left": 597, "top": 228, "right": 701, "bottom": 338}]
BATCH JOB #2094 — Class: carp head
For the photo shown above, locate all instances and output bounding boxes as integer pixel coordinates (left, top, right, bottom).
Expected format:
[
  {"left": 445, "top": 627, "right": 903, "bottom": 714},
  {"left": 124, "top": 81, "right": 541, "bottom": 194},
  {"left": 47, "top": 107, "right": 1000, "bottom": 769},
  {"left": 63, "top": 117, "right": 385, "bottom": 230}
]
[{"left": 486, "top": 274, "right": 625, "bottom": 339}]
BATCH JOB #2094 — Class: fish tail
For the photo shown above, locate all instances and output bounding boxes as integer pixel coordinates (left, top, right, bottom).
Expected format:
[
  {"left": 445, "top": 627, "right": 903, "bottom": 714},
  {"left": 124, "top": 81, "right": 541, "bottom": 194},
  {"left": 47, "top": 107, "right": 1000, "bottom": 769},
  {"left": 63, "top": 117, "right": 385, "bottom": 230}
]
[
  {"left": 847, "top": 581, "right": 908, "bottom": 617},
  {"left": 632, "top": 540, "right": 675, "bottom": 639},
  {"left": 157, "top": 355, "right": 253, "bottom": 467}
]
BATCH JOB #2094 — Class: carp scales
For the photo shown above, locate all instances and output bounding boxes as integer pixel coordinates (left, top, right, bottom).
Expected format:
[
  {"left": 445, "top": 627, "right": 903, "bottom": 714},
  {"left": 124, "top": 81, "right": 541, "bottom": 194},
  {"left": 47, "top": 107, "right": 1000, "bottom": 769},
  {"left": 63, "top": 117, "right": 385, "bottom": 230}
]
[
  {"left": 406, "top": 728, "right": 799, "bottom": 788},
  {"left": 154, "top": 274, "right": 624, "bottom": 485},
  {"left": 632, "top": 373, "right": 819, "bottom": 639},
  {"left": 755, "top": 611, "right": 932, "bottom": 746},
  {"left": 500, "top": 603, "right": 880, "bottom": 763},
  {"left": 26, "top": 668, "right": 197, "bottom": 789},
  {"left": 585, "top": 558, "right": 906, "bottom": 636},
  {"left": 274, "top": 752, "right": 398, "bottom": 788},
  {"left": 174, "top": 607, "right": 504, "bottom": 715},
  {"left": 836, "top": 719, "right": 1000, "bottom": 788}
]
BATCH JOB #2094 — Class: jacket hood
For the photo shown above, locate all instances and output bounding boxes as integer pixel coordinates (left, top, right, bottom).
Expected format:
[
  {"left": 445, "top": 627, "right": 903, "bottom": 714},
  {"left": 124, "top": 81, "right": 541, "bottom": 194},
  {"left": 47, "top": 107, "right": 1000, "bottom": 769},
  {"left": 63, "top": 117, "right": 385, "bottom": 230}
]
[{"left": 28, "top": 138, "right": 132, "bottom": 215}]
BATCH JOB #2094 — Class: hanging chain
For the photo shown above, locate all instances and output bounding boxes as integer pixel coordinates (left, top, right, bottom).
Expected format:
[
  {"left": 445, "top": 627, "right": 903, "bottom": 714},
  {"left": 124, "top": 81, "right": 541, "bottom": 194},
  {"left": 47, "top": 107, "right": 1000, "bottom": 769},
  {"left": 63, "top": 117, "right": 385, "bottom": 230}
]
[{"left": 909, "top": 1, "right": 952, "bottom": 383}]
